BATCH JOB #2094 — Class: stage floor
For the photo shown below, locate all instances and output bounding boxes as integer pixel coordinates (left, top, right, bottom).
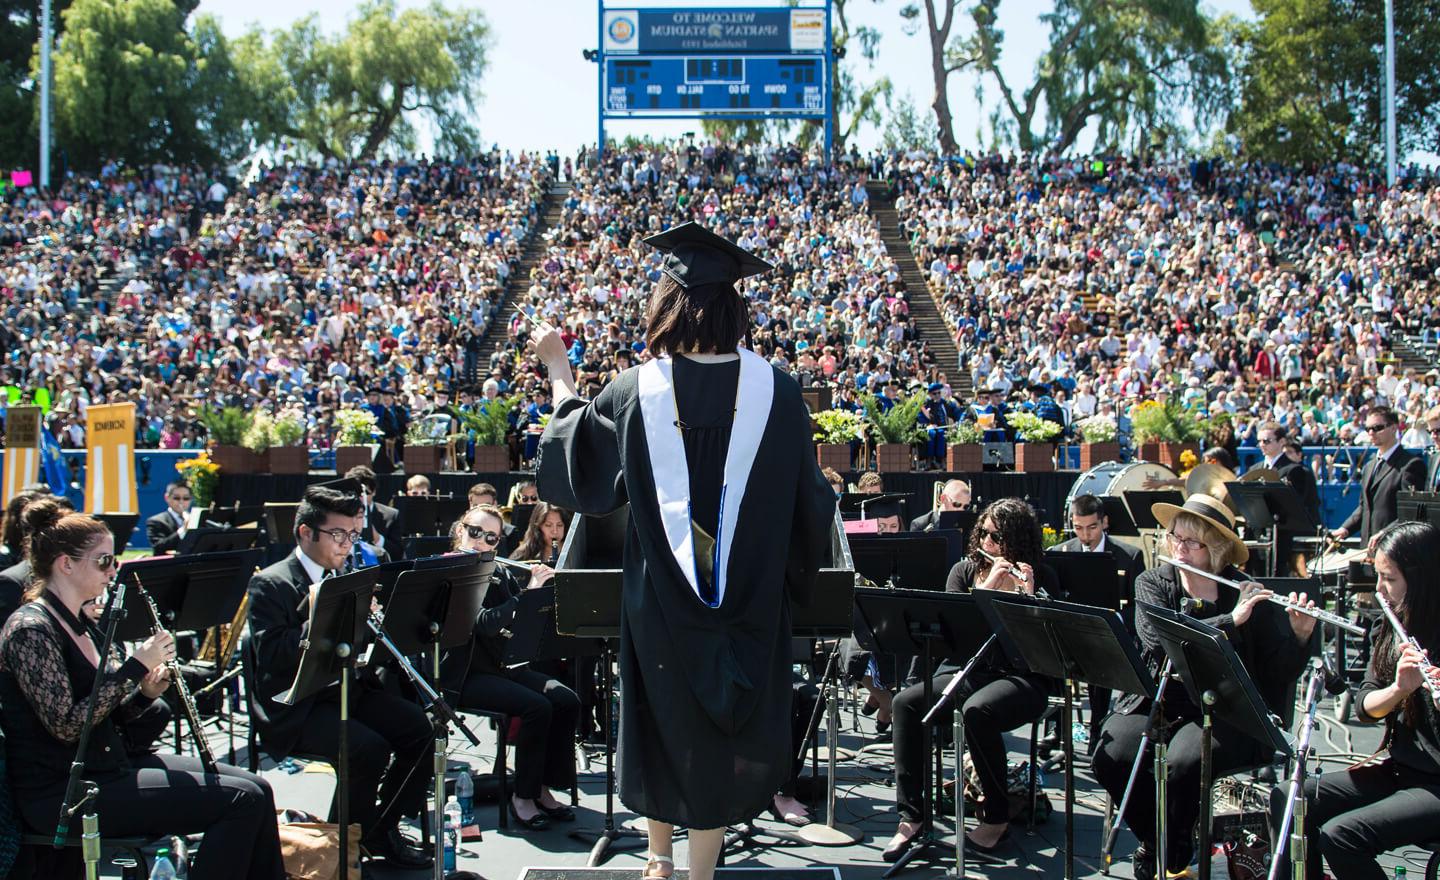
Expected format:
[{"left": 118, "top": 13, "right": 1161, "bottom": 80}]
[{"left": 90, "top": 690, "right": 1412, "bottom": 879}]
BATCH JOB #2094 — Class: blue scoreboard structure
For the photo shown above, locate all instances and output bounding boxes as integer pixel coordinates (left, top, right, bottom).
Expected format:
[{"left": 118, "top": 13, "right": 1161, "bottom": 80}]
[{"left": 595, "top": 3, "right": 834, "bottom": 154}]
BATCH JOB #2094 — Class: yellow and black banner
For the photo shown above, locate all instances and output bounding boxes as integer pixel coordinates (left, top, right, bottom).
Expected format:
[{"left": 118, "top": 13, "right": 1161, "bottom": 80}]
[
  {"left": 86, "top": 403, "right": 137, "bottom": 513},
  {"left": 2, "top": 405, "right": 42, "bottom": 506}
]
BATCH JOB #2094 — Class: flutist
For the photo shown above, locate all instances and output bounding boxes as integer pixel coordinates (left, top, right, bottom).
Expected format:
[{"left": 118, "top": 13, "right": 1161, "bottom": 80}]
[
  {"left": 1269, "top": 521, "right": 1440, "bottom": 880},
  {"left": 1092, "top": 494, "right": 1318, "bottom": 880},
  {"left": 0, "top": 499, "right": 286, "bottom": 879}
]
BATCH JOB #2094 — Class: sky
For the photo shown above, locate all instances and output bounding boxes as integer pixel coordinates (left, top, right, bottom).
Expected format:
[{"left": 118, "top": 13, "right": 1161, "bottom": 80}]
[{"left": 192, "top": 0, "right": 1263, "bottom": 157}]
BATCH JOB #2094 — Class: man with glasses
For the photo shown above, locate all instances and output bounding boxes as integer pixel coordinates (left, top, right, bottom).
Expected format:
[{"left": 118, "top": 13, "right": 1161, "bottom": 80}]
[
  {"left": 1333, "top": 406, "right": 1427, "bottom": 543},
  {"left": 344, "top": 465, "right": 402, "bottom": 561},
  {"left": 247, "top": 485, "right": 435, "bottom": 869},
  {"left": 146, "top": 480, "right": 193, "bottom": 554},
  {"left": 1256, "top": 422, "right": 1321, "bottom": 574}
]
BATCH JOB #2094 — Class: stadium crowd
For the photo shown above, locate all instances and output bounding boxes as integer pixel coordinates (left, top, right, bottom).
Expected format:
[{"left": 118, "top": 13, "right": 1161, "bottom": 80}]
[{"left": 2, "top": 141, "right": 1439, "bottom": 471}]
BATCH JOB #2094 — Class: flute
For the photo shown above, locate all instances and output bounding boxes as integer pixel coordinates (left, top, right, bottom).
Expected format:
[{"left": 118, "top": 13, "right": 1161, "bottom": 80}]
[
  {"left": 1375, "top": 592, "right": 1440, "bottom": 709},
  {"left": 976, "top": 548, "right": 1030, "bottom": 584},
  {"left": 494, "top": 556, "right": 533, "bottom": 572},
  {"left": 1157, "top": 554, "right": 1366, "bottom": 636}
]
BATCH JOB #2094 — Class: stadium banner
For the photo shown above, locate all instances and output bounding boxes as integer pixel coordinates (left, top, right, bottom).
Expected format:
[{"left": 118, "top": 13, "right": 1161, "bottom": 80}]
[
  {"left": 2, "top": 406, "right": 42, "bottom": 506},
  {"left": 86, "top": 403, "right": 138, "bottom": 513},
  {"left": 604, "top": 8, "right": 823, "bottom": 54}
]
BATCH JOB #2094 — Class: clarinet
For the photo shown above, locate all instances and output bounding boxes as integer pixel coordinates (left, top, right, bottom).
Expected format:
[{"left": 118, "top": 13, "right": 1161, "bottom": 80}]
[
  {"left": 137, "top": 586, "right": 218, "bottom": 774},
  {"left": 1376, "top": 592, "right": 1440, "bottom": 709}
]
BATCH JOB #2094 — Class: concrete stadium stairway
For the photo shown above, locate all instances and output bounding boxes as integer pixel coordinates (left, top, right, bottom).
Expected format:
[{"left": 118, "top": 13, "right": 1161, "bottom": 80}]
[{"left": 476, "top": 180, "right": 573, "bottom": 369}]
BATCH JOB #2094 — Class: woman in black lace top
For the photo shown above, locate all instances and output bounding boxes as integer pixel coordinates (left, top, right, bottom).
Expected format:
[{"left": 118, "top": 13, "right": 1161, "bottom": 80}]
[{"left": 0, "top": 499, "right": 285, "bottom": 879}]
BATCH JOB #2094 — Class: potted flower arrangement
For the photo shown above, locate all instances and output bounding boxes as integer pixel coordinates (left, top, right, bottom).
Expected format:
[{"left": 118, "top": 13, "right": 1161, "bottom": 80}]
[
  {"left": 266, "top": 408, "right": 310, "bottom": 474},
  {"left": 1074, "top": 414, "right": 1120, "bottom": 469},
  {"left": 944, "top": 420, "right": 984, "bottom": 472},
  {"left": 812, "top": 409, "right": 865, "bottom": 472},
  {"left": 403, "top": 416, "right": 448, "bottom": 475},
  {"left": 174, "top": 452, "right": 220, "bottom": 509},
  {"left": 1007, "top": 412, "right": 1063, "bottom": 472},
  {"left": 1130, "top": 398, "right": 1204, "bottom": 470},
  {"left": 452, "top": 398, "right": 519, "bottom": 474},
  {"left": 201, "top": 406, "right": 262, "bottom": 475},
  {"left": 862, "top": 392, "right": 925, "bottom": 473},
  {"left": 333, "top": 408, "right": 380, "bottom": 475}
]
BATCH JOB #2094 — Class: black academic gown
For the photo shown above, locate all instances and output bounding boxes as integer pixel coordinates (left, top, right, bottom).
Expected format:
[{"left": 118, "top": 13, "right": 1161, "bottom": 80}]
[{"left": 537, "top": 355, "right": 836, "bottom": 829}]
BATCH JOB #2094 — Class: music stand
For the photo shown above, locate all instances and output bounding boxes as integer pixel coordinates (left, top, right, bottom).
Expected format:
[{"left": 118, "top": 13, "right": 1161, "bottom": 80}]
[
  {"left": 852, "top": 588, "right": 992, "bottom": 878},
  {"left": 262, "top": 503, "right": 299, "bottom": 545},
  {"left": 1139, "top": 604, "right": 1294, "bottom": 880},
  {"left": 95, "top": 513, "right": 138, "bottom": 552},
  {"left": 201, "top": 505, "right": 265, "bottom": 529},
  {"left": 504, "top": 585, "right": 606, "bottom": 666},
  {"left": 277, "top": 567, "right": 382, "bottom": 880},
  {"left": 935, "top": 510, "right": 978, "bottom": 543},
  {"left": 177, "top": 527, "right": 260, "bottom": 555},
  {"left": 1098, "top": 498, "right": 1139, "bottom": 538},
  {"left": 1043, "top": 551, "right": 1123, "bottom": 611},
  {"left": 1227, "top": 481, "right": 1318, "bottom": 577},
  {"left": 850, "top": 534, "right": 950, "bottom": 591},
  {"left": 975, "top": 592, "right": 1156, "bottom": 880},
  {"left": 508, "top": 503, "right": 537, "bottom": 537},
  {"left": 396, "top": 495, "right": 440, "bottom": 536},
  {"left": 1123, "top": 491, "right": 1183, "bottom": 530},
  {"left": 838, "top": 492, "right": 910, "bottom": 521},
  {"left": 403, "top": 536, "right": 454, "bottom": 560},
  {"left": 1398, "top": 491, "right": 1440, "bottom": 527},
  {"left": 112, "top": 550, "right": 261, "bottom": 642}
]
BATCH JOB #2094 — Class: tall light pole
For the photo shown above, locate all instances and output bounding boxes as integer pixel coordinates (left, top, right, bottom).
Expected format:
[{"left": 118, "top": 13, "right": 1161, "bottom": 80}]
[
  {"left": 1385, "top": 0, "right": 1396, "bottom": 187},
  {"left": 39, "top": 0, "right": 52, "bottom": 190}
]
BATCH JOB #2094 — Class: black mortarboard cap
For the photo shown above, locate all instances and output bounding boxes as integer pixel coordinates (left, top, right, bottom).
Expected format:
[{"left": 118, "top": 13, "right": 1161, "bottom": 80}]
[
  {"left": 312, "top": 477, "right": 364, "bottom": 499},
  {"left": 643, "top": 221, "right": 774, "bottom": 291}
]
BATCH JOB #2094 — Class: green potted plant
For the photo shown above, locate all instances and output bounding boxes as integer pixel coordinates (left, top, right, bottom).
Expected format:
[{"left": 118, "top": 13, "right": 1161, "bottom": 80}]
[
  {"left": 452, "top": 398, "right": 519, "bottom": 473},
  {"left": 1130, "top": 397, "right": 1203, "bottom": 470},
  {"left": 944, "top": 420, "right": 984, "bottom": 472},
  {"left": 201, "top": 406, "right": 262, "bottom": 475},
  {"left": 812, "top": 409, "right": 864, "bottom": 472},
  {"left": 862, "top": 392, "right": 925, "bottom": 473},
  {"left": 1074, "top": 413, "right": 1120, "bottom": 470},
  {"left": 403, "top": 415, "right": 448, "bottom": 475},
  {"left": 266, "top": 408, "right": 310, "bottom": 474},
  {"left": 1007, "top": 411, "right": 1062, "bottom": 472},
  {"left": 333, "top": 408, "right": 380, "bottom": 475}
]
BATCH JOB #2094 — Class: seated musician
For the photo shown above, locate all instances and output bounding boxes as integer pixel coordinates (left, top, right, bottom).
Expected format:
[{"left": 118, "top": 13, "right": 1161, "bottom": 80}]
[
  {"left": 512, "top": 501, "right": 568, "bottom": 565},
  {"left": 1092, "top": 494, "right": 1317, "bottom": 880},
  {"left": 246, "top": 485, "right": 434, "bottom": 869},
  {"left": 440, "top": 504, "right": 579, "bottom": 830},
  {"left": 884, "top": 498, "right": 1060, "bottom": 861},
  {"left": 910, "top": 480, "right": 972, "bottom": 532},
  {"left": 405, "top": 474, "right": 432, "bottom": 496},
  {"left": 0, "top": 499, "right": 286, "bottom": 880},
  {"left": 1270, "top": 520, "right": 1440, "bottom": 880}
]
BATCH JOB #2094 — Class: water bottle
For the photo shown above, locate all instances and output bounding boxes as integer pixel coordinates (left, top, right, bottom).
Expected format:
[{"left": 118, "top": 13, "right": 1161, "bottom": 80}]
[
  {"left": 444, "top": 796, "right": 463, "bottom": 871},
  {"left": 455, "top": 766, "right": 474, "bottom": 826},
  {"left": 1395, "top": 867, "right": 1407, "bottom": 880},
  {"left": 149, "top": 849, "right": 177, "bottom": 880}
]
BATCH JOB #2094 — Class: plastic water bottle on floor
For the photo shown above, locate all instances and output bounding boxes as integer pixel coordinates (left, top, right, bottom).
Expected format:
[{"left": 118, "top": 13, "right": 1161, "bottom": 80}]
[
  {"left": 455, "top": 766, "right": 474, "bottom": 826},
  {"left": 149, "top": 849, "right": 177, "bottom": 880},
  {"left": 444, "top": 796, "right": 463, "bottom": 871}
]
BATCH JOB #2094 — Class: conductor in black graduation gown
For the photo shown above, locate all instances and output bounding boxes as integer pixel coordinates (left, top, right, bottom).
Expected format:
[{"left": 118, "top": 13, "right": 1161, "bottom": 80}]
[{"left": 532, "top": 222, "right": 837, "bottom": 880}]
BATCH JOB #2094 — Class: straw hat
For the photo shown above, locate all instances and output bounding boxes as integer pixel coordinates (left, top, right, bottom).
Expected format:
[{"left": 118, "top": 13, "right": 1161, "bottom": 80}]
[{"left": 1151, "top": 493, "right": 1249, "bottom": 566}]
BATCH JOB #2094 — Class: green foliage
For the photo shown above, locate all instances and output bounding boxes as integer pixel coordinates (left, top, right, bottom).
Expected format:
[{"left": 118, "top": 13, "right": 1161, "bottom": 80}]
[
  {"left": 945, "top": 420, "right": 983, "bottom": 445},
  {"left": 1130, "top": 397, "right": 1206, "bottom": 444},
  {"left": 451, "top": 399, "right": 517, "bottom": 447},
  {"left": 200, "top": 406, "right": 252, "bottom": 446},
  {"left": 862, "top": 393, "right": 926, "bottom": 445},
  {"left": 334, "top": 408, "right": 379, "bottom": 446},
  {"left": 241, "top": 410, "right": 274, "bottom": 453},
  {"left": 1008, "top": 411, "right": 1063, "bottom": 443},
  {"left": 813, "top": 409, "right": 866, "bottom": 445},
  {"left": 1074, "top": 414, "right": 1118, "bottom": 444},
  {"left": 1230, "top": 0, "right": 1440, "bottom": 163},
  {"left": 272, "top": 410, "right": 308, "bottom": 447}
]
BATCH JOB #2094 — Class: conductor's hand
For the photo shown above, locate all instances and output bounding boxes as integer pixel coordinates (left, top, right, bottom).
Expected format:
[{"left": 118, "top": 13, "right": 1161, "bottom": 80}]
[
  {"left": 139, "top": 664, "right": 171, "bottom": 699},
  {"left": 1396, "top": 642, "right": 1430, "bottom": 696},
  {"left": 527, "top": 320, "right": 569, "bottom": 370},
  {"left": 527, "top": 564, "right": 555, "bottom": 589},
  {"left": 1284, "top": 591, "right": 1318, "bottom": 641},
  {"left": 134, "top": 630, "right": 176, "bottom": 672},
  {"left": 1231, "top": 582, "right": 1273, "bottom": 628}
]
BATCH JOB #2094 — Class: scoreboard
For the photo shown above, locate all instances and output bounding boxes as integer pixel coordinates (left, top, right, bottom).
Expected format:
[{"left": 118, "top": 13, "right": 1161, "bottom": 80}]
[{"left": 604, "top": 55, "right": 826, "bottom": 117}]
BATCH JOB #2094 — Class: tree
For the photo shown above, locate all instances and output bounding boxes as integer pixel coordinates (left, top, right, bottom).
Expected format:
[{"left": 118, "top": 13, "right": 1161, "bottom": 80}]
[
  {"left": 249, "top": 0, "right": 490, "bottom": 161},
  {"left": 899, "top": 0, "right": 963, "bottom": 153},
  {"left": 1230, "top": 0, "right": 1440, "bottom": 165}
]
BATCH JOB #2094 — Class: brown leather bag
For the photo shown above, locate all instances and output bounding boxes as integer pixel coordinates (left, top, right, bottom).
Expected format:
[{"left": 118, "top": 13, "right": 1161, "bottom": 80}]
[{"left": 277, "top": 820, "right": 362, "bottom": 880}]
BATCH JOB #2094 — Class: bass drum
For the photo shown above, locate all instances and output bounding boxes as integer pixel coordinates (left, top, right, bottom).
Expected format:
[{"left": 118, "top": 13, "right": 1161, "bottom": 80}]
[{"left": 1065, "top": 461, "right": 1179, "bottom": 566}]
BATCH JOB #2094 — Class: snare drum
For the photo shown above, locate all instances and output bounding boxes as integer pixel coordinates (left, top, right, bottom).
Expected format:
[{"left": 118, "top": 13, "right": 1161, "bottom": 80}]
[{"left": 1308, "top": 546, "right": 1367, "bottom": 576}]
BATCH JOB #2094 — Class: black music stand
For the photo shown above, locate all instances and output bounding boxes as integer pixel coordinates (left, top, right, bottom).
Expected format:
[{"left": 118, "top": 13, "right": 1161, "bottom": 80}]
[
  {"left": 1398, "top": 491, "right": 1440, "bottom": 527},
  {"left": 201, "top": 505, "right": 265, "bottom": 529},
  {"left": 1124, "top": 491, "right": 1183, "bottom": 530},
  {"left": 1043, "top": 551, "right": 1123, "bottom": 611},
  {"left": 177, "top": 527, "right": 260, "bottom": 555},
  {"left": 935, "top": 510, "right": 978, "bottom": 543},
  {"left": 852, "top": 588, "right": 992, "bottom": 878},
  {"left": 262, "top": 503, "right": 299, "bottom": 545},
  {"left": 94, "top": 513, "right": 138, "bottom": 552},
  {"left": 839, "top": 492, "right": 910, "bottom": 521},
  {"left": 1139, "top": 604, "right": 1293, "bottom": 880},
  {"left": 112, "top": 550, "right": 261, "bottom": 642},
  {"left": 396, "top": 495, "right": 441, "bottom": 536},
  {"left": 504, "top": 585, "right": 606, "bottom": 666},
  {"left": 850, "top": 534, "right": 950, "bottom": 590},
  {"left": 1098, "top": 499, "right": 1140, "bottom": 539},
  {"left": 403, "top": 536, "right": 454, "bottom": 560},
  {"left": 975, "top": 592, "right": 1156, "bottom": 880},
  {"left": 277, "top": 567, "right": 382, "bottom": 880},
  {"left": 509, "top": 503, "right": 537, "bottom": 537},
  {"left": 1227, "top": 481, "right": 1317, "bottom": 577}
]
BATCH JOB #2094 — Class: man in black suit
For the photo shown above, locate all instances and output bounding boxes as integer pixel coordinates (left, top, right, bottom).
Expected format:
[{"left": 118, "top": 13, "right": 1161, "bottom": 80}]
[
  {"left": 1424, "top": 405, "right": 1440, "bottom": 493},
  {"left": 344, "top": 465, "right": 403, "bottom": 560},
  {"left": 1254, "top": 422, "right": 1323, "bottom": 574},
  {"left": 908, "top": 479, "right": 972, "bottom": 532},
  {"left": 145, "top": 481, "right": 193, "bottom": 554},
  {"left": 246, "top": 486, "right": 433, "bottom": 869},
  {"left": 1333, "top": 406, "right": 1427, "bottom": 543}
]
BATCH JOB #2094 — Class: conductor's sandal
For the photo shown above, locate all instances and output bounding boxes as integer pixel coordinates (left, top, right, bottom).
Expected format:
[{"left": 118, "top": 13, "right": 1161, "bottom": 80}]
[{"left": 642, "top": 854, "right": 675, "bottom": 880}]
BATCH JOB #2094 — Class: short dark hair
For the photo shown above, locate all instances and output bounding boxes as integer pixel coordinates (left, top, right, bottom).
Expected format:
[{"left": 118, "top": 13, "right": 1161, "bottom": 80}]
[
  {"left": 645, "top": 274, "right": 746, "bottom": 356},
  {"left": 1367, "top": 405, "right": 1399, "bottom": 427},
  {"left": 469, "top": 482, "right": 497, "bottom": 501},
  {"left": 345, "top": 465, "right": 378, "bottom": 492},
  {"left": 1069, "top": 494, "right": 1105, "bottom": 519},
  {"left": 1202, "top": 447, "right": 1236, "bottom": 470},
  {"left": 295, "top": 486, "right": 363, "bottom": 538}
]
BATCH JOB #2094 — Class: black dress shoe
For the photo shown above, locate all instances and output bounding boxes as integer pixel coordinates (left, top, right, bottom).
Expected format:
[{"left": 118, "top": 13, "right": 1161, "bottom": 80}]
[
  {"left": 537, "top": 802, "right": 576, "bottom": 822},
  {"left": 364, "top": 827, "right": 433, "bottom": 869},
  {"left": 509, "top": 801, "right": 550, "bottom": 830}
]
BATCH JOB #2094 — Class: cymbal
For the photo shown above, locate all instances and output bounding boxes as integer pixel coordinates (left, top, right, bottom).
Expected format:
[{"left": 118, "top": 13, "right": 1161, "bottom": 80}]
[
  {"left": 1185, "top": 463, "right": 1238, "bottom": 510},
  {"left": 1239, "top": 467, "right": 1281, "bottom": 483}
]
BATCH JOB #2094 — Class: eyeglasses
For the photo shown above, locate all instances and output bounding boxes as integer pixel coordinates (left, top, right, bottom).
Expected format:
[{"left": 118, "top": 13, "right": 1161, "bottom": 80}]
[
  {"left": 1167, "top": 532, "right": 1208, "bottom": 552},
  {"left": 313, "top": 527, "right": 362, "bottom": 546},
  {"left": 977, "top": 526, "right": 1003, "bottom": 543},
  {"left": 462, "top": 524, "right": 500, "bottom": 545},
  {"left": 70, "top": 553, "right": 117, "bottom": 570},
  {"left": 1258, "top": 436, "right": 1278, "bottom": 444}
]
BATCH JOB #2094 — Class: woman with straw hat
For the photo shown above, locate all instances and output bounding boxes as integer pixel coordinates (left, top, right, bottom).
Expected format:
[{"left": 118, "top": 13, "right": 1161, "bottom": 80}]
[{"left": 1092, "top": 493, "right": 1321, "bottom": 880}]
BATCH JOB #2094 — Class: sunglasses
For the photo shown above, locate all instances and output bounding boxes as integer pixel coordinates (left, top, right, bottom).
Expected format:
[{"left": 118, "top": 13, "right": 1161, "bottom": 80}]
[
  {"left": 977, "top": 526, "right": 1003, "bottom": 543},
  {"left": 71, "top": 553, "right": 117, "bottom": 570},
  {"left": 1365, "top": 423, "right": 1391, "bottom": 432},
  {"left": 462, "top": 524, "right": 500, "bottom": 545}
]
